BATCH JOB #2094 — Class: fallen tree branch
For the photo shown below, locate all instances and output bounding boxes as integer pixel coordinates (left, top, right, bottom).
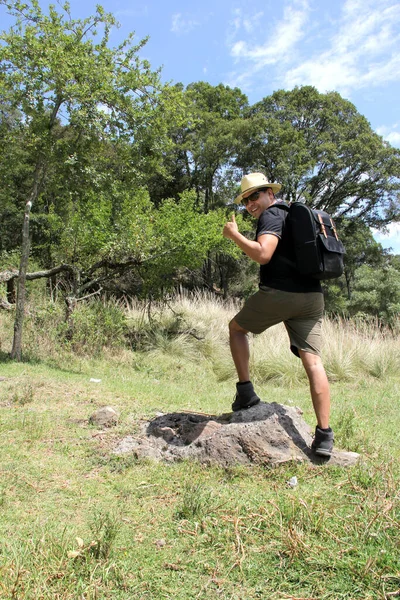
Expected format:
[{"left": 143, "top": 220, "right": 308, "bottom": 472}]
[
  {"left": 0, "top": 269, "right": 19, "bottom": 283},
  {"left": 0, "top": 264, "right": 76, "bottom": 283},
  {"left": 0, "top": 299, "right": 13, "bottom": 311}
]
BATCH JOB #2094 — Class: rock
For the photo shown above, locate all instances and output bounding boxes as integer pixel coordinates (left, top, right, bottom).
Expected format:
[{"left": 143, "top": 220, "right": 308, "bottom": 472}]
[
  {"left": 179, "top": 420, "right": 222, "bottom": 444},
  {"left": 112, "top": 402, "right": 360, "bottom": 468},
  {"left": 89, "top": 406, "right": 119, "bottom": 428},
  {"left": 152, "top": 426, "right": 176, "bottom": 442}
]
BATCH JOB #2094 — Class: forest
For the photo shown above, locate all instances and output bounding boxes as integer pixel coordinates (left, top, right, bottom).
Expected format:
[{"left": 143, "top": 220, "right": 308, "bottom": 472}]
[{"left": 1, "top": 0, "right": 400, "bottom": 358}]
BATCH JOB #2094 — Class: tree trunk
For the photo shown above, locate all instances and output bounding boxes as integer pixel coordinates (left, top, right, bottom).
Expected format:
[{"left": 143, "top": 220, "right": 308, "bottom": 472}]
[
  {"left": 203, "top": 252, "right": 213, "bottom": 290},
  {"left": 11, "top": 196, "right": 32, "bottom": 360},
  {"left": 10, "top": 153, "right": 48, "bottom": 360},
  {"left": 9, "top": 96, "right": 63, "bottom": 360}
]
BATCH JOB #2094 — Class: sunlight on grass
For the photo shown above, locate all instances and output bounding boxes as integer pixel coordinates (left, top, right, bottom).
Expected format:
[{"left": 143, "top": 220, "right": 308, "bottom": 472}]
[{"left": 0, "top": 293, "right": 399, "bottom": 599}]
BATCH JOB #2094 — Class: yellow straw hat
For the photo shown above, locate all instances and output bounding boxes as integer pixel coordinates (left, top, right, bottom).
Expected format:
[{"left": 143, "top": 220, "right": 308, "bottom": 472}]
[{"left": 235, "top": 172, "right": 282, "bottom": 204}]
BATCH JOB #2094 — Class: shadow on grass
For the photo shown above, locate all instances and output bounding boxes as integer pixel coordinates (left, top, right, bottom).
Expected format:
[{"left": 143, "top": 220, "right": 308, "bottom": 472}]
[
  {"left": 0, "top": 350, "right": 86, "bottom": 376},
  {"left": 0, "top": 350, "right": 12, "bottom": 363}
]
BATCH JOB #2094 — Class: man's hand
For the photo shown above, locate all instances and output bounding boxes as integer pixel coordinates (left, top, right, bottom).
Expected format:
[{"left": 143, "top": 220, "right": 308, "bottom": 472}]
[{"left": 223, "top": 214, "right": 239, "bottom": 239}]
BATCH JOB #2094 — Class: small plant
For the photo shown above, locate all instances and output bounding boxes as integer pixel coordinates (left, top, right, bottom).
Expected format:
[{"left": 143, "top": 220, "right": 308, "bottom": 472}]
[
  {"left": 16, "top": 411, "right": 48, "bottom": 442},
  {"left": 333, "top": 407, "right": 358, "bottom": 450},
  {"left": 65, "top": 300, "right": 127, "bottom": 356},
  {"left": 95, "top": 453, "right": 139, "bottom": 473},
  {"left": 67, "top": 510, "right": 120, "bottom": 562},
  {"left": 87, "top": 509, "right": 120, "bottom": 560},
  {"left": 175, "top": 481, "right": 213, "bottom": 520},
  {"left": 11, "top": 384, "right": 34, "bottom": 406}
]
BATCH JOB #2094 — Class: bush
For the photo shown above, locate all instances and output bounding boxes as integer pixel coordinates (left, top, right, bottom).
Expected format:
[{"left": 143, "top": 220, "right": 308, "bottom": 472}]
[{"left": 66, "top": 300, "right": 127, "bottom": 355}]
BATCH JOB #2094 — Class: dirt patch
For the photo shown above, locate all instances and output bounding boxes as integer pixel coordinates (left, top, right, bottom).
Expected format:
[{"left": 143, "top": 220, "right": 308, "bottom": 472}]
[{"left": 113, "top": 401, "right": 359, "bottom": 468}]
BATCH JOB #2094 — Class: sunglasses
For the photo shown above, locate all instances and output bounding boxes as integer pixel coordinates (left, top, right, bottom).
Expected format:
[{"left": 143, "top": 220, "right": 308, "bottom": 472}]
[{"left": 243, "top": 190, "right": 263, "bottom": 206}]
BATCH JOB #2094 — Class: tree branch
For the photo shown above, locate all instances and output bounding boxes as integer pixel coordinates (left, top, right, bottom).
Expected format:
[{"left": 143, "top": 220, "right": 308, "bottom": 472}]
[{"left": 0, "top": 264, "right": 76, "bottom": 283}]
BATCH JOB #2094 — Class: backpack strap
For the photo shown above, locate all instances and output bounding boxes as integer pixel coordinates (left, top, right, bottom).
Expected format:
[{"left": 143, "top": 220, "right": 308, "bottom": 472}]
[{"left": 272, "top": 201, "right": 290, "bottom": 213}]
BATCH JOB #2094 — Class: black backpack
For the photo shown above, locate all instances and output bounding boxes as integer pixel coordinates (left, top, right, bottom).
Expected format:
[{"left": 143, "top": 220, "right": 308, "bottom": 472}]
[{"left": 276, "top": 202, "right": 345, "bottom": 280}]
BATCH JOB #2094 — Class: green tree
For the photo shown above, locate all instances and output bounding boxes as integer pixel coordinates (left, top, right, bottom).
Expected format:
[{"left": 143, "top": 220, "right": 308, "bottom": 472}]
[
  {"left": 146, "top": 82, "right": 249, "bottom": 210},
  {"left": 1, "top": 189, "right": 241, "bottom": 308},
  {"left": 144, "top": 82, "right": 251, "bottom": 291},
  {"left": 348, "top": 263, "right": 400, "bottom": 325},
  {"left": 183, "top": 82, "right": 249, "bottom": 212},
  {"left": 240, "top": 86, "right": 400, "bottom": 227},
  {"left": 0, "top": 0, "right": 178, "bottom": 358},
  {"left": 340, "top": 220, "right": 388, "bottom": 300}
]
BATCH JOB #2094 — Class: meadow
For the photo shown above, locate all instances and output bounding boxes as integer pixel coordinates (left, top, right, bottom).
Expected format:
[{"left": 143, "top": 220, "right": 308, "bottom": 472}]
[{"left": 0, "top": 292, "right": 399, "bottom": 599}]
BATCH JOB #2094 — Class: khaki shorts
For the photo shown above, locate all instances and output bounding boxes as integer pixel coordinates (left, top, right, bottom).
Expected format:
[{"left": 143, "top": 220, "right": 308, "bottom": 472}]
[{"left": 234, "top": 286, "right": 324, "bottom": 358}]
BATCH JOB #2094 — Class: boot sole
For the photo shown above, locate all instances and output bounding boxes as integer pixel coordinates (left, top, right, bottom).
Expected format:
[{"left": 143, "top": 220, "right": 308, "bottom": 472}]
[
  {"left": 231, "top": 397, "right": 260, "bottom": 412},
  {"left": 312, "top": 446, "right": 333, "bottom": 457}
]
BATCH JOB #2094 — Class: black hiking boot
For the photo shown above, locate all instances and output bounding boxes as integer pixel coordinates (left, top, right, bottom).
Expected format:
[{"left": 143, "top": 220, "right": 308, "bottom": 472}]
[
  {"left": 311, "top": 426, "right": 334, "bottom": 457},
  {"left": 231, "top": 381, "right": 260, "bottom": 412}
]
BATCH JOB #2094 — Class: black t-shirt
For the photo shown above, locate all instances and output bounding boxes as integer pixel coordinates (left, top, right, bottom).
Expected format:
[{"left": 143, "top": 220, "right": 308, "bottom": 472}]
[{"left": 256, "top": 203, "right": 322, "bottom": 293}]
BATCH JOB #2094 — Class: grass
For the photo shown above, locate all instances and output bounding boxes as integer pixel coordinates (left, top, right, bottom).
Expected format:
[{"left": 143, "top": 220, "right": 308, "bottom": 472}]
[{"left": 0, "top": 293, "right": 399, "bottom": 599}]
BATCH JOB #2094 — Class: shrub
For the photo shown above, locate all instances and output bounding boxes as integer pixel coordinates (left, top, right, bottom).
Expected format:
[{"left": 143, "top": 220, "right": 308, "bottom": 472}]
[{"left": 66, "top": 300, "right": 127, "bottom": 355}]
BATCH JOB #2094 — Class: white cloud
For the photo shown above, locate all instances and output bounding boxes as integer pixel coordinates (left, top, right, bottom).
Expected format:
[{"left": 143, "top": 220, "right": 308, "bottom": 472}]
[
  {"left": 386, "top": 132, "right": 400, "bottom": 147},
  {"left": 171, "top": 13, "right": 200, "bottom": 35},
  {"left": 282, "top": 0, "right": 400, "bottom": 93},
  {"left": 373, "top": 222, "right": 400, "bottom": 253},
  {"left": 230, "top": 2, "right": 309, "bottom": 65},
  {"left": 227, "top": 1, "right": 310, "bottom": 89},
  {"left": 376, "top": 124, "right": 400, "bottom": 147},
  {"left": 243, "top": 12, "right": 264, "bottom": 34},
  {"left": 376, "top": 222, "right": 400, "bottom": 237},
  {"left": 226, "top": 8, "right": 242, "bottom": 44},
  {"left": 226, "top": 0, "right": 400, "bottom": 96}
]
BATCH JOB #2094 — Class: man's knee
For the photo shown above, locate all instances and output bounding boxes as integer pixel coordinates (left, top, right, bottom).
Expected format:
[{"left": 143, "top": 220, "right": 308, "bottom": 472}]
[
  {"left": 229, "top": 318, "right": 248, "bottom": 336},
  {"left": 299, "top": 350, "right": 328, "bottom": 384},
  {"left": 299, "top": 349, "right": 323, "bottom": 372}
]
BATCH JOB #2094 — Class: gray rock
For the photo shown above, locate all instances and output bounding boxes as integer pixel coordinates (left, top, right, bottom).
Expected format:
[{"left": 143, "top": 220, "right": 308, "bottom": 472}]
[
  {"left": 89, "top": 406, "right": 119, "bottom": 428},
  {"left": 112, "top": 402, "right": 360, "bottom": 468}
]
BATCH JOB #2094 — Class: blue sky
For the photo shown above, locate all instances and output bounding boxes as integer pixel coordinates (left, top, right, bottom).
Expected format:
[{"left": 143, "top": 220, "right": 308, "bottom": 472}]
[{"left": 1, "top": 0, "right": 399, "bottom": 252}]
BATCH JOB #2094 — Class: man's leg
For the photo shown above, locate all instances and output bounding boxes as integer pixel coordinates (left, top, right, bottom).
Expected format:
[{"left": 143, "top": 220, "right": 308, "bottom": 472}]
[
  {"left": 229, "top": 318, "right": 250, "bottom": 382},
  {"left": 298, "top": 350, "right": 330, "bottom": 429},
  {"left": 299, "top": 349, "right": 334, "bottom": 456},
  {"left": 229, "top": 318, "right": 260, "bottom": 411}
]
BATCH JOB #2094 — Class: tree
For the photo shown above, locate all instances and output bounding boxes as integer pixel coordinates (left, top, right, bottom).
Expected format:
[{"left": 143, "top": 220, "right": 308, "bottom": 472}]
[
  {"left": 0, "top": 189, "right": 241, "bottom": 310},
  {"left": 239, "top": 86, "right": 400, "bottom": 227},
  {"left": 182, "top": 82, "right": 249, "bottom": 212},
  {"left": 340, "top": 220, "right": 388, "bottom": 300},
  {"left": 348, "top": 263, "right": 400, "bottom": 326},
  {"left": 147, "top": 82, "right": 249, "bottom": 209},
  {"left": 0, "top": 0, "right": 178, "bottom": 359}
]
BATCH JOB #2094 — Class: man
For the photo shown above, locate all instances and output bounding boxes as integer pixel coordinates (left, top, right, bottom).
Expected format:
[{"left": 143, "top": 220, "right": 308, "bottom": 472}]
[{"left": 222, "top": 172, "right": 334, "bottom": 457}]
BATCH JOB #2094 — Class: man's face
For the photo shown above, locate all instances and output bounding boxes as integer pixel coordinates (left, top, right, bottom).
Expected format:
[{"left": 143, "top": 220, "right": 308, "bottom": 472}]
[{"left": 243, "top": 188, "right": 273, "bottom": 218}]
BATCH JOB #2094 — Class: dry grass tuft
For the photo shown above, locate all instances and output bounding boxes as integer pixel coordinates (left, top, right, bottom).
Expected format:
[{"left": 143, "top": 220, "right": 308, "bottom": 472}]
[
  {"left": 1, "top": 291, "right": 399, "bottom": 385},
  {"left": 126, "top": 292, "right": 400, "bottom": 384}
]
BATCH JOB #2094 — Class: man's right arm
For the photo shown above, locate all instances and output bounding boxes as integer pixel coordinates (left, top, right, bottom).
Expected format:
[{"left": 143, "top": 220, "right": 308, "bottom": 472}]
[{"left": 223, "top": 214, "right": 279, "bottom": 264}]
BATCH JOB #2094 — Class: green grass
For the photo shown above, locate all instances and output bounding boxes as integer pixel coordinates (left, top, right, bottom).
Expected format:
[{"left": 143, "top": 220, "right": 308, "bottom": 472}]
[{"left": 0, "top": 296, "right": 399, "bottom": 599}]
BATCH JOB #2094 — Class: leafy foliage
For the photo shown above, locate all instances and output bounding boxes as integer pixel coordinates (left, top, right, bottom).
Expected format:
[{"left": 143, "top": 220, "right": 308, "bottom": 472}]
[
  {"left": 241, "top": 86, "right": 400, "bottom": 227},
  {"left": 348, "top": 263, "right": 400, "bottom": 325},
  {"left": 0, "top": 1, "right": 399, "bottom": 326}
]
